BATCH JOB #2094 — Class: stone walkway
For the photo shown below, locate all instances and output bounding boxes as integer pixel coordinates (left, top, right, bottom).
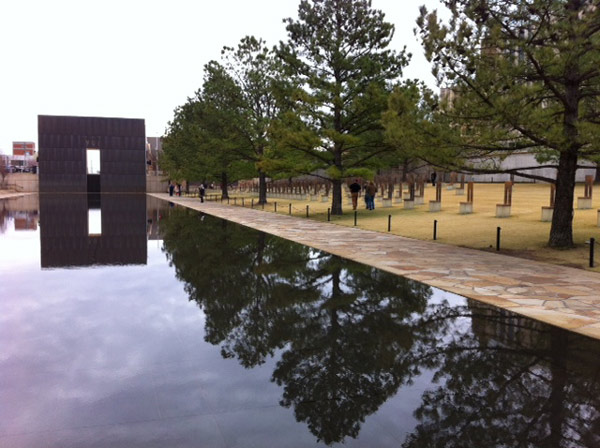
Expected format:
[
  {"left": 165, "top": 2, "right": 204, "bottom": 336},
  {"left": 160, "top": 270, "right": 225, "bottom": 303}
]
[{"left": 152, "top": 193, "right": 600, "bottom": 340}]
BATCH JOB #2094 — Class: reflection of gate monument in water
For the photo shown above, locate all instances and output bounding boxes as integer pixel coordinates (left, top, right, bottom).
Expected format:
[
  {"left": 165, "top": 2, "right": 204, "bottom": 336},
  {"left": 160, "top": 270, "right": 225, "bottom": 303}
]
[
  {"left": 38, "top": 115, "right": 146, "bottom": 193},
  {"left": 39, "top": 194, "right": 147, "bottom": 268}
]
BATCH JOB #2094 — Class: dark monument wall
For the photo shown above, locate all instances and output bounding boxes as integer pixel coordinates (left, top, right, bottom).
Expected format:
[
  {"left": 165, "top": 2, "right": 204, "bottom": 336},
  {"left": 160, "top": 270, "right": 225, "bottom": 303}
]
[
  {"left": 38, "top": 115, "right": 146, "bottom": 193},
  {"left": 39, "top": 194, "right": 147, "bottom": 268}
]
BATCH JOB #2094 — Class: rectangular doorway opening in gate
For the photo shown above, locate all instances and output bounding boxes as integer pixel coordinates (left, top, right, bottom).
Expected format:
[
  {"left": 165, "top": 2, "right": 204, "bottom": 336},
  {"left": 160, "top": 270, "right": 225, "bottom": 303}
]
[{"left": 87, "top": 148, "right": 100, "bottom": 193}]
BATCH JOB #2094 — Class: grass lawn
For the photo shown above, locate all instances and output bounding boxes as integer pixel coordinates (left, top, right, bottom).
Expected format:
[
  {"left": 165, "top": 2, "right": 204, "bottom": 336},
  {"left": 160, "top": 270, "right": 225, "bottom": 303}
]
[{"left": 224, "top": 182, "right": 600, "bottom": 273}]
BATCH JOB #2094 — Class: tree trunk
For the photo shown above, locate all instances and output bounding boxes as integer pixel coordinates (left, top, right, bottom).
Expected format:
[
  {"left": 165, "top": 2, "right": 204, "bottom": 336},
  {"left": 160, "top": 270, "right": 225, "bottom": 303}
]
[
  {"left": 550, "top": 0, "right": 583, "bottom": 249},
  {"left": 549, "top": 150, "right": 577, "bottom": 248},
  {"left": 220, "top": 171, "right": 229, "bottom": 199},
  {"left": 258, "top": 170, "right": 267, "bottom": 205},
  {"left": 331, "top": 178, "right": 343, "bottom": 215}
]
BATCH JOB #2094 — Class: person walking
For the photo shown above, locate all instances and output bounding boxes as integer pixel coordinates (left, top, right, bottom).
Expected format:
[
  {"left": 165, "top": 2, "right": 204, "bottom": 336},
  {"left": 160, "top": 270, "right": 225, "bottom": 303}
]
[
  {"left": 199, "top": 183, "right": 206, "bottom": 203},
  {"left": 349, "top": 179, "right": 362, "bottom": 210},
  {"left": 366, "top": 181, "right": 377, "bottom": 210},
  {"left": 168, "top": 182, "right": 175, "bottom": 197}
]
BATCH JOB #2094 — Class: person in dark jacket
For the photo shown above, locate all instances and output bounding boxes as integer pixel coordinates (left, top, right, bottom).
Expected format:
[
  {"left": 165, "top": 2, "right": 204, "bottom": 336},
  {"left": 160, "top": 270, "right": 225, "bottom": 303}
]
[
  {"left": 365, "top": 181, "right": 377, "bottom": 210},
  {"left": 349, "top": 179, "right": 362, "bottom": 210}
]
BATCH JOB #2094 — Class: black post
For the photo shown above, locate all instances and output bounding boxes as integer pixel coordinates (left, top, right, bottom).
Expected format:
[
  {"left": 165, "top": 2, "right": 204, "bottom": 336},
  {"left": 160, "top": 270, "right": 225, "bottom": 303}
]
[
  {"left": 354, "top": 211, "right": 357, "bottom": 226},
  {"left": 227, "top": 197, "right": 230, "bottom": 205},
  {"left": 388, "top": 215, "right": 391, "bottom": 232},
  {"left": 327, "top": 208, "right": 331, "bottom": 222},
  {"left": 590, "top": 237, "right": 595, "bottom": 268},
  {"left": 433, "top": 220, "right": 437, "bottom": 240},
  {"left": 289, "top": 203, "right": 292, "bottom": 215},
  {"left": 496, "top": 227, "right": 501, "bottom": 251},
  {"left": 251, "top": 199, "right": 254, "bottom": 208},
  {"left": 306, "top": 205, "right": 309, "bottom": 218},
  {"left": 274, "top": 202, "right": 277, "bottom": 213}
]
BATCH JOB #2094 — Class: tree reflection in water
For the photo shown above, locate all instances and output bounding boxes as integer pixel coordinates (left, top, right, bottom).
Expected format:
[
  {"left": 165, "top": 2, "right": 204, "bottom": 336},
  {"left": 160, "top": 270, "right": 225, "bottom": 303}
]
[
  {"left": 402, "top": 302, "right": 600, "bottom": 448},
  {"left": 160, "top": 207, "right": 600, "bottom": 447}
]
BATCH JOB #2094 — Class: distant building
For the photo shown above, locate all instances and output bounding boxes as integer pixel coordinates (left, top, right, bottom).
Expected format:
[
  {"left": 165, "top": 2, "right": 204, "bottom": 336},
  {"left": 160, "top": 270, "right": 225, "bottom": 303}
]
[
  {"left": 10, "top": 141, "right": 37, "bottom": 171},
  {"left": 12, "top": 141, "right": 36, "bottom": 157},
  {"left": 146, "top": 137, "right": 162, "bottom": 175}
]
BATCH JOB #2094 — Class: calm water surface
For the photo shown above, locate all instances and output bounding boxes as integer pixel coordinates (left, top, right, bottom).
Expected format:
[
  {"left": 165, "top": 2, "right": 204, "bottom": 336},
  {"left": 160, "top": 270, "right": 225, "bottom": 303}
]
[{"left": 1, "top": 194, "right": 599, "bottom": 447}]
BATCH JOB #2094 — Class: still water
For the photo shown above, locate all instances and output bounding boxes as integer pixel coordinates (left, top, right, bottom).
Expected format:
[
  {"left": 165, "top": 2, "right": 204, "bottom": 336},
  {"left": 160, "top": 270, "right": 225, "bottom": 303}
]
[{"left": 1, "top": 194, "right": 599, "bottom": 448}]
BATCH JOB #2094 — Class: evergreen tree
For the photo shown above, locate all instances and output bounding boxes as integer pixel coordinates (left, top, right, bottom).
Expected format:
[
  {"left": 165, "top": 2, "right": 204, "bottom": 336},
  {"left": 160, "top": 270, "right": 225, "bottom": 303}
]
[
  {"left": 163, "top": 36, "right": 284, "bottom": 201},
  {"left": 276, "top": 0, "right": 409, "bottom": 214},
  {"left": 162, "top": 60, "right": 259, "bottom": 197},
  {"left": 415, "top": 0, "right": 600, "bottom": 247},
  {"left": 382, "top": 80, "right": 441, "bottom": 178},
  {"left": 220, "top": 36, "right": 288, "bottom": 204}
]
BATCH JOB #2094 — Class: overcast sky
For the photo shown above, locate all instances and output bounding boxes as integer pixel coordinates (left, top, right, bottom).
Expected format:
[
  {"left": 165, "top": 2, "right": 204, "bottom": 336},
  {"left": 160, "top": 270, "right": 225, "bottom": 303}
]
[{"left": 0, "top": 0, "right": 445, "bottom": 154}]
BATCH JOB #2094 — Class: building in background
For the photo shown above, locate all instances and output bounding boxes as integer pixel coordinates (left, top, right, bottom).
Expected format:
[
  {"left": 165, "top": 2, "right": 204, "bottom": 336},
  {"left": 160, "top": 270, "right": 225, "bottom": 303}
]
[
  {"left": 13, "top": 141, "right": 35, "bottom": 157},
  {"left": 11, "top": 141, "right": 37, "bottom": 172},
  {"left": 146, "top": 136, "right": 162, "bottom": 175}
]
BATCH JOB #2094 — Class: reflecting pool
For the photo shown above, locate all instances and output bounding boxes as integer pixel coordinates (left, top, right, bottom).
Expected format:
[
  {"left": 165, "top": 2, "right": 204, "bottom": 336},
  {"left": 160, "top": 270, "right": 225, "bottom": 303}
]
[{"left": 1, "top": 194, "right": 599, "bottom": 447}]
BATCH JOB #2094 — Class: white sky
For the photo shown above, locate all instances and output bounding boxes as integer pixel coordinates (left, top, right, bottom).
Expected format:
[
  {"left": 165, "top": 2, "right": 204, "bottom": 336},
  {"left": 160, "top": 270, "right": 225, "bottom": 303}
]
[{"left": 0, "top": 0, "right": 445, "bottom": 154}]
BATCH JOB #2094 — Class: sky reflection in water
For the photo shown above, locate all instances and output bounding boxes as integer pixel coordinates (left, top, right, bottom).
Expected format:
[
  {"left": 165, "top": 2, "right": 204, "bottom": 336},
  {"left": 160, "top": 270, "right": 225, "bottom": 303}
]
[{"left": 0, "top": 194, "right": 599, "bottom": 448}]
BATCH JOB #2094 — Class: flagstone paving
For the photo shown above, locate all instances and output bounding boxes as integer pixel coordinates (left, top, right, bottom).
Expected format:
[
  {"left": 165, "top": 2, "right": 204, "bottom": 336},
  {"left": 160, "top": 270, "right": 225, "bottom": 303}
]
[{"left": 152, "top": 193, "right": 600, "bottom": 340}]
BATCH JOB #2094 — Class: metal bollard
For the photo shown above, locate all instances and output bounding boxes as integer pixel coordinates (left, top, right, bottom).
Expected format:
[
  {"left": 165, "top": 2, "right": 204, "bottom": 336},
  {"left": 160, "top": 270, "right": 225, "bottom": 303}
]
[
  {"left": 433, "top": 220, "right": 437, "bottom": 240},
  {"left": 274, "top": 202, "right": 277, "bottom": 213},
  {"left": 354, "top": 211, "right": 357, "bottom": 226},
  {"left": 388, "top": 215, "right": 391, "bottom": 232},
  {"left": 289, "top": 203, "right": 292, "bottom": 215},
  {"left": 496, "top": 227, "right": 501, "bottom": 251},
  {"left": 251, "top": 199, "right": 254, "bottom": 208},
  {"left": 590, "top": 237, "right": 595, "bottom": 268},
  {"left": 327, "top": 208, "right": 331, "bottom": 222},
  {"left": 306, "top": 205, "right": 309, "bottom": 218}
]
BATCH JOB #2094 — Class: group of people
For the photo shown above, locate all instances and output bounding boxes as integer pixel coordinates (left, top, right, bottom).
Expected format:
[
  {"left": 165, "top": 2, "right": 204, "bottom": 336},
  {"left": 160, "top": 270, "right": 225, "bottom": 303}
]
[
  {"left": 349, "top": 179, "right": 378, "bottom": 211},
  {"left": 168, "top": 182, "right": 207, "bottom": 203},
  {"left": 168, "top": 183, "right": 182, "bottom": 197}
]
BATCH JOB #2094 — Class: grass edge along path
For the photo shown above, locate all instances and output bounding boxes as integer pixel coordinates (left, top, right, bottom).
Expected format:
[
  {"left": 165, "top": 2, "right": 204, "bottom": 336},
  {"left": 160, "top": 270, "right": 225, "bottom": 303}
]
[{"left": 213, "top": 183, "right": 600, "bottom": 273}]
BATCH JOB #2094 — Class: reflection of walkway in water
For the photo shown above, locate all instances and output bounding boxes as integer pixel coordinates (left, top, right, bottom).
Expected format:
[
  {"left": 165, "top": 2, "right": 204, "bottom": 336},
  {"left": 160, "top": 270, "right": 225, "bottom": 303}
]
[
  {"left": 151, "top": 193, "right": 600, "bottom": 341},
  {"left": 0, "top": 191, "right": 34, "bottom": 200}
]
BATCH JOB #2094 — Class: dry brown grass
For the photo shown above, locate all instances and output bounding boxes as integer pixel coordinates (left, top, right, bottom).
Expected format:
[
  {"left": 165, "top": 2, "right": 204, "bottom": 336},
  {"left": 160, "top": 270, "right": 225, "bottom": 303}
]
[{"left": 228, "top": 183, "right": 600, "bottom": 273}]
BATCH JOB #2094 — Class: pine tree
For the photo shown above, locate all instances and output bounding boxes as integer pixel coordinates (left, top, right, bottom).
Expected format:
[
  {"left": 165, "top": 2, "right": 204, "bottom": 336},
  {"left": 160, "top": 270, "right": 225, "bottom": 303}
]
[
  {"left": 416, "top": 0, "right": 600, "bottom": 247},
  {"left": 276, "top": 0, "right": 409, "bottom": 214}
]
